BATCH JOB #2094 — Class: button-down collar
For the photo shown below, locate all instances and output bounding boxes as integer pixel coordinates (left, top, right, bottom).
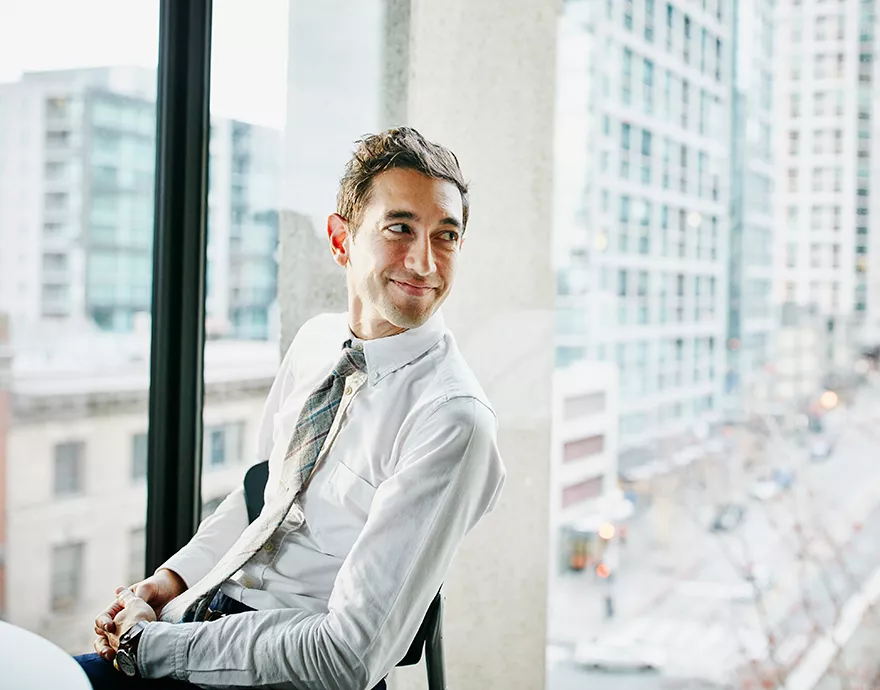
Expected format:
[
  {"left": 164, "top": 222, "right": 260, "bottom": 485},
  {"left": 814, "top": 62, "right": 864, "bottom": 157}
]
[{"left": 347, "top": 310, "right": 447, "bottom": 386}]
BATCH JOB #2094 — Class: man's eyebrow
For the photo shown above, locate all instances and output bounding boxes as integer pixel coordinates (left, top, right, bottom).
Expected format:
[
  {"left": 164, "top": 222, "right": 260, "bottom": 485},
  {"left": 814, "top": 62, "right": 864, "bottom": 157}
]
[
  {"left": 380, "top": 210, "right": 462, "bottom": 230},
  {"left": 381, "top": 210, "right": 419, "bottom": 223}
]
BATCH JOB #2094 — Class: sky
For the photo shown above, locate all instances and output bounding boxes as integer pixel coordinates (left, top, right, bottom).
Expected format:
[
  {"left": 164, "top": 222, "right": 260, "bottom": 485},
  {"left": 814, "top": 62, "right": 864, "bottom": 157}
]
[{"left": 0, "top": 0, "right": 290, "bottom": 128}]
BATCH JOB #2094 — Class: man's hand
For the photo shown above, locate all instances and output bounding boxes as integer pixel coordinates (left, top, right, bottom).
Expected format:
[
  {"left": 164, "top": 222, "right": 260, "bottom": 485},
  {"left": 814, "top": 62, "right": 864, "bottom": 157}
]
[{"left": 93, "top": 569, "right": 186, "bottom": 661}]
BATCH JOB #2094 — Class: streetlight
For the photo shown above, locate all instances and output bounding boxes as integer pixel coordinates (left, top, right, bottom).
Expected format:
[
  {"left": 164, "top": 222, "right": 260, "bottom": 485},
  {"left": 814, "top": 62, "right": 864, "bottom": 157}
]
[{"left": 820, "top": 390, "right": 838, "bottom": 409}]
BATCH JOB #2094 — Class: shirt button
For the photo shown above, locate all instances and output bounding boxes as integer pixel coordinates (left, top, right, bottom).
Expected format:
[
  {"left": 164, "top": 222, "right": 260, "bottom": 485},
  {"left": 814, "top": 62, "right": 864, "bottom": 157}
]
[
  {"left": 345, "top": 386, "right": 352, "bottom": 395},
  {"left": 354, "top": 343, "right": 363, "bottom": 351},
  {"left": 263, "top": 542, "right": 275, "bottom": 552}
]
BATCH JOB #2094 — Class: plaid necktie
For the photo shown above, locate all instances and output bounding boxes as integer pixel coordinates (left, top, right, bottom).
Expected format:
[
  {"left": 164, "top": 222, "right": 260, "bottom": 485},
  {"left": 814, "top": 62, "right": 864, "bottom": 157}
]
[{"left": 159, "top": 340, "right": 367, "bottom": 623}]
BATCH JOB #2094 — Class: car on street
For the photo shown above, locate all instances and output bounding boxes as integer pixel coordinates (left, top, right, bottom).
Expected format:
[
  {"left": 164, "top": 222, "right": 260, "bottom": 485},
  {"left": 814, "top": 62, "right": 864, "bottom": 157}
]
[
  {"left": 574, "top": 636, "right": 666, "bottom": 672},
  {"left": 710, "top": 503, "right": 747, "bottom": 532}
]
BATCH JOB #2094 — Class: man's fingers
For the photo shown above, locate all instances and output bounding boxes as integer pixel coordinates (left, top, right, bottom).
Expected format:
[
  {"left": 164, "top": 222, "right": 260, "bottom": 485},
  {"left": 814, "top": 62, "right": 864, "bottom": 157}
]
[
  {"left": 93, "top": 636, "right": 115, "bottom": 661},
  {"left": 116, "top": 586, "right": 138, "bottom": 604},
  {"left": 96, "top": 600, "right": 125, "bottom": 631}
]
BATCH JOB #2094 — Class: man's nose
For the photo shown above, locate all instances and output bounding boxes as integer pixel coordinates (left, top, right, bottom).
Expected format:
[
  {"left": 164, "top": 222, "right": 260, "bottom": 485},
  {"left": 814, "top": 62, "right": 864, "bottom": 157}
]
[{"left": 405, "top": 234, "right": 436, "bottom": 276}]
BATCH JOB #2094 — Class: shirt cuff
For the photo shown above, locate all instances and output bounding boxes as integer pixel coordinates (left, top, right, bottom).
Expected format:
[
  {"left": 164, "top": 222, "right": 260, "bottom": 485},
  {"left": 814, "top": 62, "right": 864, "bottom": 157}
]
[{"left": 137, "top": 621, "right": 197, "bottom": 681}]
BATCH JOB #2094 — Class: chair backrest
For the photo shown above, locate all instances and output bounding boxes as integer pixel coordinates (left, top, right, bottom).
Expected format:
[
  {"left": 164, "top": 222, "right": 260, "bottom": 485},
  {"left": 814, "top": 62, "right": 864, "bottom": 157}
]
[{"left": 242, "top": 461, "right": 445, "bottom": 681}]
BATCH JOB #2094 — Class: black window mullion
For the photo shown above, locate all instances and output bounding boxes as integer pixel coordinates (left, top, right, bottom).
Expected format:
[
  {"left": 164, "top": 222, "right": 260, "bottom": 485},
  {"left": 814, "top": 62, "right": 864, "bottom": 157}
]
[{"left": 145, "top": 0, "right": 213, "bottom": 575}]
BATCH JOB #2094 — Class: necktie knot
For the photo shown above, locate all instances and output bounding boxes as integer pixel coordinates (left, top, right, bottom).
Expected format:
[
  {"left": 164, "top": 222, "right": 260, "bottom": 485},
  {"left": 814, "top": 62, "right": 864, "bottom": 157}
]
[{"left": 334, "top": 340, "right": 367, "bottom": 379}]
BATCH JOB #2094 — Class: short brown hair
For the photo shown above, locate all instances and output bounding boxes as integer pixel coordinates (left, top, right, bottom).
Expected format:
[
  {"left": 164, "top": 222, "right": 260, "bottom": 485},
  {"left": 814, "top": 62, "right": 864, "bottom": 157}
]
[{"left": 336, "top": 127, "right": 469, "bottom": 233}]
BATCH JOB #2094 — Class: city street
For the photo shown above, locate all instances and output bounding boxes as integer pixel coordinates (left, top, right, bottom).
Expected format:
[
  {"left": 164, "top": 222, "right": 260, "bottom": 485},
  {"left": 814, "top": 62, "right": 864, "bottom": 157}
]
[{"left": 547, "top": 381, "right": 880, "bottom": 690}]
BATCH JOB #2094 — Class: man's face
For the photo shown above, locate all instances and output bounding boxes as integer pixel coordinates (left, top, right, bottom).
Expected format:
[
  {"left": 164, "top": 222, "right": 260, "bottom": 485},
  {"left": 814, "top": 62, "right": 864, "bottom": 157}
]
[{"left": 336, "top": 168, "right": 464, "bottom": 338}]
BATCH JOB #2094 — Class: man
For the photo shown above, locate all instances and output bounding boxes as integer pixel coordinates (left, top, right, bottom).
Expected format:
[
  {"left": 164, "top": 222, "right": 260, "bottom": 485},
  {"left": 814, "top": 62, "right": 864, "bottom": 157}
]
[{"left": 75, "top": 127, "right": 506, "bottom": 690}]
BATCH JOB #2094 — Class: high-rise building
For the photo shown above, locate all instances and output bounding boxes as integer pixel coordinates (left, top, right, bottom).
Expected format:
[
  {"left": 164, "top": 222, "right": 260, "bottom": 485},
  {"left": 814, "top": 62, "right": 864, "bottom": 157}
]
[
  {"left": 555, "top": 0, "right": 731, "bottom": 452},
  {"left": 0, "top": 67, "right": 281, "bottom": 340},
  {"left": 774, "top": 0, "right": 878, "bottom": 366},
  {"left": 726, "top": 0, "right": 777, "bottom": 410}
]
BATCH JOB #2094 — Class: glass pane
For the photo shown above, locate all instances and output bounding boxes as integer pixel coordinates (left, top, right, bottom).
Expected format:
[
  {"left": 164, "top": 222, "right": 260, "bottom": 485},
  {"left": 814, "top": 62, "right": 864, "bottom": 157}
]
[
  {"left": 0, "top": 0, "right": 158, "bottom": 653},
  {"left": 552, "top": 1, "right": 880, "bottom": 689},
  {"left": 200, "top": 2, "right": 288, "bottom": 520}
]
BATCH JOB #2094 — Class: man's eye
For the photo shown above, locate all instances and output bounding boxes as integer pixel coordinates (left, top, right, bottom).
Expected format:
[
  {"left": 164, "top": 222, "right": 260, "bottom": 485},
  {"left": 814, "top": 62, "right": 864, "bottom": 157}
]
[
  {"left": 386, "top": 223, "right": 410, "bottom": 234},
  {"left": 442, "top": 231, "right": 460, "bottom": 242}
]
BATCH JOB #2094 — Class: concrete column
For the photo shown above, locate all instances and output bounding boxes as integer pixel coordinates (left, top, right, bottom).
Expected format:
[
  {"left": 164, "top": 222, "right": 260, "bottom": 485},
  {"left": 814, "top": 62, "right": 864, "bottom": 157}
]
[{"left": 388, "top": 1, "right": 559, "bottom": 688}]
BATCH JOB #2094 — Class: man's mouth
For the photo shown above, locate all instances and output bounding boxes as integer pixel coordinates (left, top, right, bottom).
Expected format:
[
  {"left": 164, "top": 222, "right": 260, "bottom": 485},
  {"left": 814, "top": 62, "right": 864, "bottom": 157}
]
[{"left": 390, "top": 279, "right": 437, "bottom": 296}]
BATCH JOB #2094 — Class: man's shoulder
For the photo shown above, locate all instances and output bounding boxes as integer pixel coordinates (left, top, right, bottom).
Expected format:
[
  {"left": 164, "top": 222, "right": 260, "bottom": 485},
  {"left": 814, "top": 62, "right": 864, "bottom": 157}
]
[{"left": 426, "top": 333, "right": 495, "bottom": 420}]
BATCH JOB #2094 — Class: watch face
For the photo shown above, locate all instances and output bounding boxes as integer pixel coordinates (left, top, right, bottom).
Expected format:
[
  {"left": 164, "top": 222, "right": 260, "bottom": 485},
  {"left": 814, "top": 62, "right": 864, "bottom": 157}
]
[{"left": 117, "top": 650, "right": 138, "bottom": 677}]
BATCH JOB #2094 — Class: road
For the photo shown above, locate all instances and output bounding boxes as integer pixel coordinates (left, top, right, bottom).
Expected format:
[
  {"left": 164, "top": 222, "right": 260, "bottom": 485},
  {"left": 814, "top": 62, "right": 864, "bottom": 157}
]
[{"left": 547, "top": 381, "right": 880, "bottom": 690}]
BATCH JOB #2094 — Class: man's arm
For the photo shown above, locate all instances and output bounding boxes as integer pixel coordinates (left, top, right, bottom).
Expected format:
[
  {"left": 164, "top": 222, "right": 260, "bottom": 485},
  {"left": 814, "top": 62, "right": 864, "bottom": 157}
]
[{"left": 135, "top": 395, "right": 505, "bottom": 690}]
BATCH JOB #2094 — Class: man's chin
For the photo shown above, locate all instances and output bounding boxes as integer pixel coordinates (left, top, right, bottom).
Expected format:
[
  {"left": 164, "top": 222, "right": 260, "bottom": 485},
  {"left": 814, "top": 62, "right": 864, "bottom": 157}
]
[{"left": 384, "top": 302, "right": 436, "bottom": 330}]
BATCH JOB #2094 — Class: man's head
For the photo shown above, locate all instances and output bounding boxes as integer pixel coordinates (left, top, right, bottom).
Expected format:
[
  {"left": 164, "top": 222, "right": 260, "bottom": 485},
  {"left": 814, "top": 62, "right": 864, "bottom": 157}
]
[{"left": 327, "top": 128, "right": 469, "bottom": 340}]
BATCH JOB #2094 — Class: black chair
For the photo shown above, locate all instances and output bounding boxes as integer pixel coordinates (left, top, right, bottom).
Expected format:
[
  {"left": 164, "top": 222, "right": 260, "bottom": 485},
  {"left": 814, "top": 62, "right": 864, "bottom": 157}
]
[{"left": 243, "top": 461, "right": 447, "bottom": 690}]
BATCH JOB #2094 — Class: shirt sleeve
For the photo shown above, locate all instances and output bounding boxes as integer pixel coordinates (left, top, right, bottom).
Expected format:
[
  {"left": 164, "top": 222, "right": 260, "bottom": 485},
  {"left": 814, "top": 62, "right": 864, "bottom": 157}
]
[
  {"left": 157, "top": 339, "right": 298, "bottom": 588},
  {"left": 137, "top": 395, "right": 506, "bottom": 690}
]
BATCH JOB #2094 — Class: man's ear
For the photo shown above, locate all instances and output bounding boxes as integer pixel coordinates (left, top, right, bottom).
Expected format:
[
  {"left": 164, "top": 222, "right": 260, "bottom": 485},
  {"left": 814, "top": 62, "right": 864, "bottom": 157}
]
[{"left": 327, "top": 213, "right": 350, "bottom": 268}]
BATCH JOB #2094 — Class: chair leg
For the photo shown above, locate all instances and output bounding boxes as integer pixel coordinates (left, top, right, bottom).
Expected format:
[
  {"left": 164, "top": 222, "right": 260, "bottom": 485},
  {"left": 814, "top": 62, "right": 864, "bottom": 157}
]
[{"left": 424, "top": 593, "right": 446, "bottom": 690}]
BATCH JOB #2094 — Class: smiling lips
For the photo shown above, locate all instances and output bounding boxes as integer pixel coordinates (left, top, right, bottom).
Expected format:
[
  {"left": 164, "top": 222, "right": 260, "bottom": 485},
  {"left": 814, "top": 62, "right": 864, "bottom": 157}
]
[{"left": 390, "top": 279, "right": 438, "bottom": 297}]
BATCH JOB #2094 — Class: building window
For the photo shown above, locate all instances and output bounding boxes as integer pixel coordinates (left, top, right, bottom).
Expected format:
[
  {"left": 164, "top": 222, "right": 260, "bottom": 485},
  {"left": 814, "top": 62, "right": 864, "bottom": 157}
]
[
  {"left": 812, "top": 168, "right": 822, "bottom": 192},
  {"left": 815, "top": 53, "right": 826, "bottom": 79},
  {"left": 791, "top": 93, "right": 801, "bottom": 118},
  {"left": 562, "top": 477, "right": 603, "bottom": 509},
  {"left": 681, "top": 79, "right": 689, "bottom": 128},
  {"left": 643, "top": 58, "right": 654, "bottom": 113},
  {"left": 622, "top": 48, "right": 633, "bottom": 105},
  {"left": 54, "top": 441, "right": 85, "bottom": 497},
  {"left": 128, "top": 527, "right": 146, "bottom": 584},
  {"left": 624, "top": 0, "right": 634, "bottom": 29},
  {"left": 204, "top": 422, "right": 244, "bottom": 469},
  {"left": 786, "top": 243, "right": 798, "bottom": 268},
  {"left": 645, "top": 0, "right": 655, "bottom": 41},
  {"left": 51, "top": 542, "right": 85, "bottom": 612},
  {"left": 816, "top": 15, "right": 827, "bottom": 41},
  {"left": 814, "top": 91, "right": 826, "bottom": 116},
  {"left": 666, "top": 3, "right": 674, "bottom": 52},
  {"left": 715, "top": 38, "right": 722, "bottom": 81},
  {"left": 683, "top": 15, "right": 691, "bottom": 64},
  {"left": 131, "top": 433, "right": 148, "bottom": 481},
  {"left": 788, "top": 169, "right": 798, "bottom": 193},
  {"left": 789, "top": 131, "right": 799, "bottom": 155},
  {"left": 563, "top": 435, "right": 606, "bottom": 463},
  {"left": 814, "top": 129, "right": 825, "bottom": 154}
]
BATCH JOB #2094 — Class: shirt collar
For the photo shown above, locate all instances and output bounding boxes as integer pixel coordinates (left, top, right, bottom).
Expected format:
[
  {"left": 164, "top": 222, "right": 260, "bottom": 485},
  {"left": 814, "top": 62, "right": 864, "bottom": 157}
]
[{"left": 346, "top": 309, "right": 447, "bottom": 386}]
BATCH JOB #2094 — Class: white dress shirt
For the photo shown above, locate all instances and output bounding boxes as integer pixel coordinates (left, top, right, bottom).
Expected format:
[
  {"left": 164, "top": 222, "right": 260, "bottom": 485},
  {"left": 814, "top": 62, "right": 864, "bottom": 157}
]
[{"left": 138, "top": 310, "right": 506, "bottom": 690}]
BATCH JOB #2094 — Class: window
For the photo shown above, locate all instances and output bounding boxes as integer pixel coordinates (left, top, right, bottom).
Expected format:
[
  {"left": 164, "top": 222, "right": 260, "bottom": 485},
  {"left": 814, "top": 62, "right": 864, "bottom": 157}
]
[
  {"left": 645, "top": 0, "right": 655, "bottom": 41},
  {"left": 815, "top": 53, "right": 827, "bottom": 79},
  {"left": 683, "top": 15, "right": 691, "bottom": 64},
  {"left": 789, "top": 131, "right": 799, "bottom": 155},
  {"left": 791, "top": 93, "right": 801, "bottom": 118},
  {"left": 563, "top": 435, "right": 605, "bottom": 462},
  {"left": 562, "top": 478, "right": 603, "bottom": 508},
  {"left": 812, "top": 168, "right": 823, "bottom": 192},
  {"left": 832, "top": 244, "right": 841, "bottom": 268},
  {"left": 816, "top": 15, "right": 828, "bottom": 40},
  {"left": 54, "top": 441, "right": 84, "bottom": 496},
  {"left": 205, "top": 422, "right": 244, "bottom": 468},
  {"left": 666, "top": 3, "right": 675, "bottom": 52},
  {"left": 814, "top": 91, "right": 826, "bottom": 116},
  {"left": 51, "top": 542, "right": 85, "bottom": 612},
  {"left": 715, "top": 38, "right": 722, "bottom": 81},
  {"left": 624, "top": 0, "right": 634, "bottom": 30},
  {"left": 131, "top": 433, "right": 148, "bottom": 480},
  {"left": 681, "top": 79, "right": 689, "bottom": 128},
  {"left": 564, "top": 392, "right": 606, "bottom": 419},
  {"left": 643, "top": 59, "right": 654, "bottom": 113},
  {"left": 789, "top": 169, "right": 799, "bottom": 193},
  {"left": 622, "top": 48, "right": 633, "bottom": 105},
  {"left": 786, "top": 243, "right": 798, "bottom": 268},
  {"left": 814, "top": 129, "right": 825, "bottom": 154},
  {"left": 700, "top": 28, "right": 708, "bottom": 74}
]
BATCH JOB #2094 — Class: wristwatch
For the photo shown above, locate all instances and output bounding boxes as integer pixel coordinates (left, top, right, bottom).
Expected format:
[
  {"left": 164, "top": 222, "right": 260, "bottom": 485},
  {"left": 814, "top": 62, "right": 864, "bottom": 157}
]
[{"left": 115, "top": 621, "right": 150, "bottom": 677}]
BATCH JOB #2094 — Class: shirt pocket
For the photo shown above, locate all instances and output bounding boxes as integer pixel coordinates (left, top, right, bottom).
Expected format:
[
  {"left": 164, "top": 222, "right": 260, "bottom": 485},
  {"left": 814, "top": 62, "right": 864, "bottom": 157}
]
[{"left": 314, "top": 461, "right": 378, "bottom": 557}]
